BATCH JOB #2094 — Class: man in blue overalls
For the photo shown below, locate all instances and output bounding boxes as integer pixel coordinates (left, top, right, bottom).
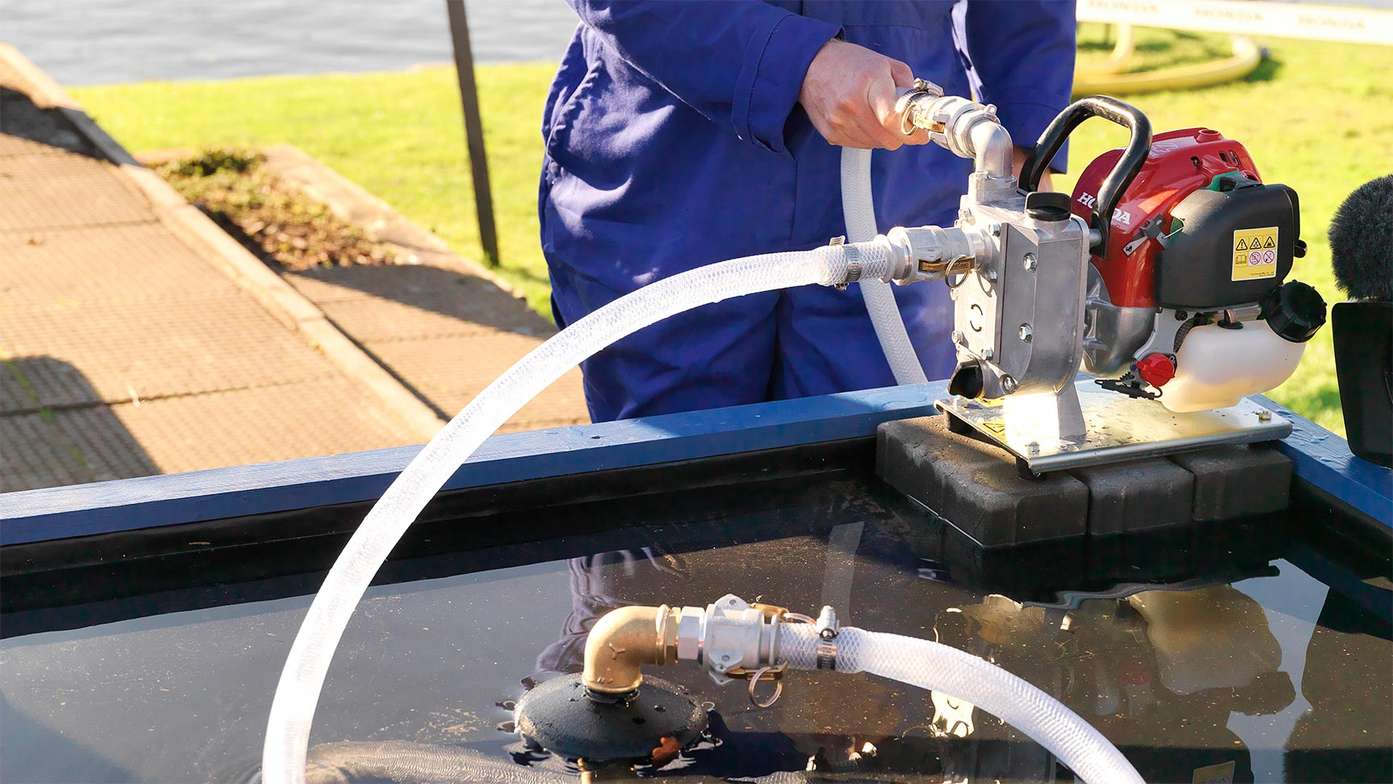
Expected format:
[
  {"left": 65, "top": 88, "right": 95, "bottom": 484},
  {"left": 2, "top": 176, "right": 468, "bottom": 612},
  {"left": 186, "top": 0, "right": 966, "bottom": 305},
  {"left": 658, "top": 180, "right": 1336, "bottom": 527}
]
[{"left": 540, "top": 1, "right": 1074, "bottom": 422}]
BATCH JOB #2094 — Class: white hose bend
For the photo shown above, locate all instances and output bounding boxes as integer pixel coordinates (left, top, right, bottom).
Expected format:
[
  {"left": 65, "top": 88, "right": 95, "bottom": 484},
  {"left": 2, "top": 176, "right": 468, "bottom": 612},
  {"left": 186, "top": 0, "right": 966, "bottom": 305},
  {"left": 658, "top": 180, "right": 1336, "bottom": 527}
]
[
  {"left": 780, "top": 625, "right": 1145, "bottom": 784},
  {"left": 262, "top": 247, "right": 852, "bottom": 784},
  {"left": 840, "top": 147, "right": 928, "bottom": 386}
]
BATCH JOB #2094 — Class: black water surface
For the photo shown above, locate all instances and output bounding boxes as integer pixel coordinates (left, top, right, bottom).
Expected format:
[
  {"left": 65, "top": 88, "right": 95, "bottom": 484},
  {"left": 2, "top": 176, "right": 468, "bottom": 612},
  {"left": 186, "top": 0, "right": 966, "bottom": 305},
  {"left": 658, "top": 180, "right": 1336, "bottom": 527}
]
[{"left": 2, "top": 475, "right": 1389, "bottom": 784}]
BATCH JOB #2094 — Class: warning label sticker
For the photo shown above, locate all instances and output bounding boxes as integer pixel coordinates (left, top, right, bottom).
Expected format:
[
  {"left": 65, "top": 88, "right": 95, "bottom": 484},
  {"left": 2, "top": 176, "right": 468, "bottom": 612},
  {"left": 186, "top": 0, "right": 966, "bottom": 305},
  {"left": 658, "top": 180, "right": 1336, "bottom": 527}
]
[{"left": 1232, "top": 226, "right": 1279, "bottom": 281}]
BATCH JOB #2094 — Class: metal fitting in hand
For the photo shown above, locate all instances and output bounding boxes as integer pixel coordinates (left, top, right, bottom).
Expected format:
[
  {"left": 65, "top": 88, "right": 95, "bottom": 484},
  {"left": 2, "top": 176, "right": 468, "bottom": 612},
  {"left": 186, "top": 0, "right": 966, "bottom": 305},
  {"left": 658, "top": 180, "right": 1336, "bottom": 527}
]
[
  {"left": 899, "top": 93, "right": 1012, "bottom": 180},
  {"left": 895, "top": 78, "right": 945, "bottom": 136}
]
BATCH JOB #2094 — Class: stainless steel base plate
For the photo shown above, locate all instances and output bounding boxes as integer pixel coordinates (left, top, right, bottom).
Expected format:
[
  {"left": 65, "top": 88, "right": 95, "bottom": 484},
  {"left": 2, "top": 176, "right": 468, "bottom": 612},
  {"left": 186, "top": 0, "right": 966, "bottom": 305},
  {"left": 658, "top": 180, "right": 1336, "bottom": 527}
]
[{"left": 936, "top": 380, "right": 1291, "bottom": 473}]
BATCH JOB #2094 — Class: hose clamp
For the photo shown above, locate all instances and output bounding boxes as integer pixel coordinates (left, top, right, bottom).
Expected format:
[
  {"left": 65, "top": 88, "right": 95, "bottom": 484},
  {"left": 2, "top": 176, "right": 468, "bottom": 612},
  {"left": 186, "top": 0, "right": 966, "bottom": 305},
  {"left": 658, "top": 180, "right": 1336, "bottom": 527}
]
[
  {"left": 896, "top": 78, "right": 945, "bottom": 137},
  {"left": 834, "top": 236, "right": 865, "bottom": 290},
  {"left": 814, "top": 605, "right": 839, "bottom": 670}
]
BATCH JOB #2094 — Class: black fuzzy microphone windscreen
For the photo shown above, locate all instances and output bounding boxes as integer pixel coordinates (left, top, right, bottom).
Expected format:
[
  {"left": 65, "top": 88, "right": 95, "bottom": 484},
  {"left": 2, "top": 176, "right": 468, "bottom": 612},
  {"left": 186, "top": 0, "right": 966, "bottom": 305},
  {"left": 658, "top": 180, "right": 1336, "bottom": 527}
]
[{"left": 1328, "top": 174, "right": 1393, "bottom": 302}]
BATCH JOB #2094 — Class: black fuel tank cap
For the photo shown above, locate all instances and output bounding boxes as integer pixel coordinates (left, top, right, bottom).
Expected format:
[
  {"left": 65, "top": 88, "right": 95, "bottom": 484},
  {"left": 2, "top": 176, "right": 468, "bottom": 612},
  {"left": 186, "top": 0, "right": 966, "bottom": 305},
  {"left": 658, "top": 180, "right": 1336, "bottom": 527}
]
[
  {"left": 1026, "top": 191, "right": 1072, "bottom": 222},
  {"left": 1261, "top": 280, "right": 1327, "bottom": 343}
]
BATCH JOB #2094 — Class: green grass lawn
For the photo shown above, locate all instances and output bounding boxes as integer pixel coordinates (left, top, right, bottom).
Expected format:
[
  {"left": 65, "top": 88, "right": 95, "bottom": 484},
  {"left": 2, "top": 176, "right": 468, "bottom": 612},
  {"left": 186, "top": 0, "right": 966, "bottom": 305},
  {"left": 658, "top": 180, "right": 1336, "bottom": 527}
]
[{"left": 72, "top": 27, "right": 1393, "bottom": 433}]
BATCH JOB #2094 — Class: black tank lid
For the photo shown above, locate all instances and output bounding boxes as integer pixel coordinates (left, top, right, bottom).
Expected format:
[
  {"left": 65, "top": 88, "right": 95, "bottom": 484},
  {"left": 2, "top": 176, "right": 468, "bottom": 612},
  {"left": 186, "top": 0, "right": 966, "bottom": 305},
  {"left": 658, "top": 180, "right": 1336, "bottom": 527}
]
[
  {"left": 1262, "top": 280, "right": 1327, "bottom": 343},
  {"left": 1026, "top": 191, "right": 1072, "bottom": 222}
]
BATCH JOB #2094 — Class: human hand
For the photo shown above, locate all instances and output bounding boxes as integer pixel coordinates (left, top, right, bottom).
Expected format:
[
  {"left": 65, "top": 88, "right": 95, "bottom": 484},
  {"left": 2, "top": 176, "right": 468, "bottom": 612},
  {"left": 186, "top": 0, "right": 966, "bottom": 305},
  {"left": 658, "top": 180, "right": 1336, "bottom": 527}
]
[
  {"left": 1013, "top": 147, "right": 1054, "bottom": 191},
  {"left": 798, "top": 38, "right": 929, "bottom": 150}
]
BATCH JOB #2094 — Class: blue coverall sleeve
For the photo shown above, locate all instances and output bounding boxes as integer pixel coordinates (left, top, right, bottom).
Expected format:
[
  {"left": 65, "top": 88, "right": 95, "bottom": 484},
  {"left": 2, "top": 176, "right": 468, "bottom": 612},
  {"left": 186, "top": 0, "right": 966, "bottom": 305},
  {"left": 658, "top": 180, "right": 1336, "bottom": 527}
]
[
  {"left": 563, "top": 0, "right": 840, "bottom": 154},
  {"left": 964, "top": 0, "right": 1076, "bottom": 172}
]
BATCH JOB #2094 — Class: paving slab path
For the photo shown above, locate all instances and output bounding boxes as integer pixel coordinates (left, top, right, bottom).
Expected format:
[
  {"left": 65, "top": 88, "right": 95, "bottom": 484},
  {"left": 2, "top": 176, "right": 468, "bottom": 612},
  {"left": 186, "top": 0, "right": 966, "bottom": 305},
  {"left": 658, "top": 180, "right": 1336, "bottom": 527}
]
[
  {"left": 257, "top": 144, "right": 587, "bottom": 433},
  {"left": 0, "top": 47, "right": 586, "bottom": 493}
]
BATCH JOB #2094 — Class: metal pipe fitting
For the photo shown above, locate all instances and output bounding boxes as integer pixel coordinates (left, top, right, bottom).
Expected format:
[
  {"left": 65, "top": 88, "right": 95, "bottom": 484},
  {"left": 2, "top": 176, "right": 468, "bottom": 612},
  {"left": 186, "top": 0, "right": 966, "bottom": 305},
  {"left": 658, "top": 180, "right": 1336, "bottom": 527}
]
[
  {"left": 968, "top": 119, "right": 1014, "bottom": 180},
  {"left": 579, "top": 595, "right": 788, "bottom": 698},
  {"left": 581, "top": 604, "right": 681, "bottom": 695},
  {"left": 692, "top": 594, "right": 783, "bottom": 681},
  {"left": 887, "top": 224, "right": 992, "bottom": 284},
  {"left": 901, "top": 94, "right": 1013, "bottom": 179}
]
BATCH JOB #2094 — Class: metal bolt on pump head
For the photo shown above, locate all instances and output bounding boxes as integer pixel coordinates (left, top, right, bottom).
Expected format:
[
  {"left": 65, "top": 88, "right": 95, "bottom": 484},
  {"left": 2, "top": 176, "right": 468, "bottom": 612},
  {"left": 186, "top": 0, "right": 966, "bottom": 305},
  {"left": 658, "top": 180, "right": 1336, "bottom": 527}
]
[
  {"left": 1018, "top": 324, "right": 1033, "bottom": 343},
  {"left": 1023, "top": 253, "right": 1038, "bottom": 271},
  {"left": 1001, "top": 374, "right": 1019, "bottom": 393}
]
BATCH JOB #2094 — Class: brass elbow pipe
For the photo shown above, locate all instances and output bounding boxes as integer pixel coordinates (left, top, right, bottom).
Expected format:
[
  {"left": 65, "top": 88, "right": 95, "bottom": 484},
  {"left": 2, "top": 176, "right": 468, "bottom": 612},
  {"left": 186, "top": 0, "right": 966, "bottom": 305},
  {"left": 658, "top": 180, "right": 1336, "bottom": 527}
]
[{"left": 582, "top": 604, "right": 682, "bottom": 695}]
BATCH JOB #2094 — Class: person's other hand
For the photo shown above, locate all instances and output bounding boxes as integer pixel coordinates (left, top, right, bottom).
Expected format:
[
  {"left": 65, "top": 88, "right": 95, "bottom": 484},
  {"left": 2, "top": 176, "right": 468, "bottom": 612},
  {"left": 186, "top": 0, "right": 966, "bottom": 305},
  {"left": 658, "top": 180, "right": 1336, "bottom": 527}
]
[
  {"left": 1013, "top": 147, "right": 1054, "bottom": 192},
  {"left": 798, "top": 39, "right": 929, "bottom": 150}
]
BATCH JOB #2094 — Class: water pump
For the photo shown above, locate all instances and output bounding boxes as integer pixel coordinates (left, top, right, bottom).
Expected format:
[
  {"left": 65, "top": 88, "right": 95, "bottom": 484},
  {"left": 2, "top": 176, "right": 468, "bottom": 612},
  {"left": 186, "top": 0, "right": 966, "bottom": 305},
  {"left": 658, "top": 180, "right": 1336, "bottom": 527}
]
[{"left": 879, "top": 88, "right": 1326, "bottom": 472}]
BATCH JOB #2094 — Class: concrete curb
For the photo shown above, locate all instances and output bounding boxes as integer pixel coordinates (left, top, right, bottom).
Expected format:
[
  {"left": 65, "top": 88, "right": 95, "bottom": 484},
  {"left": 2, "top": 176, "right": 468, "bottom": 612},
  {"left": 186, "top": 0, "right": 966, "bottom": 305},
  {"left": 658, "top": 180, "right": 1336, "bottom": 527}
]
[
  {"left": 258, "top": 144, "right": 528, "bottom": 302},
  {"left": 0, "top": 45, "right": 448, "bottom": 439}
]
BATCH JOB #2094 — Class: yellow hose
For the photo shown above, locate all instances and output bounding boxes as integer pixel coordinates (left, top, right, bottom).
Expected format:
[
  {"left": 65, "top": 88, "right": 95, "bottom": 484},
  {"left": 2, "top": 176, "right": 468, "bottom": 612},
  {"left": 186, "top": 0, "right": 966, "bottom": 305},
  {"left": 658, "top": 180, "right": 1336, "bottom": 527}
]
[{"left": 1074, "top": 25, "right": 1264, "bottom": 96}]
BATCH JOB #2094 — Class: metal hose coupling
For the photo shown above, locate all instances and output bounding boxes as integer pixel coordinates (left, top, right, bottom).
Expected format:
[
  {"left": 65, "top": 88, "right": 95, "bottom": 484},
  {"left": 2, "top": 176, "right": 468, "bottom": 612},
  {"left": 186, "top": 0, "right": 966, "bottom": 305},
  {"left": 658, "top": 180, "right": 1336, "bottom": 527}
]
[
  {"left": 895, "top": 78, "right": 946, "bottom": 136},
  {"left": 581, "top": 595, "right": 822, "bottom": 709},
  {"left": 830, "top": 225, "right": 992, "bottom": 287},
  {"left": 897, "top": 86, "right": 1013, "bottom": 182},
  {"left": 885, "top": 224, "right": 991, "bottom": 285}
]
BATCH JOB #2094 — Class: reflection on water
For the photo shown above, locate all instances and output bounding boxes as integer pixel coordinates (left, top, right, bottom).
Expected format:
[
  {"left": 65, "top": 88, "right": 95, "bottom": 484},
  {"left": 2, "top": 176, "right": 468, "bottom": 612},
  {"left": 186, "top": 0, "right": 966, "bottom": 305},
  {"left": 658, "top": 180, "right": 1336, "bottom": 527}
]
[{"left": 1, "top": 477, "right": 1389, "bottom": 784}]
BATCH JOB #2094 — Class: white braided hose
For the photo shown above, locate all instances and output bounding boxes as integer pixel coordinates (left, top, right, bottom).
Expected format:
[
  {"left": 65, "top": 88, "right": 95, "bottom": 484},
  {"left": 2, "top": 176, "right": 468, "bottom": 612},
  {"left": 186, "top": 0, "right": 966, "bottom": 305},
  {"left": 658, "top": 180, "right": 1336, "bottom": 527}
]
[
  {"left": 840, "top": 147, "right": 928, "bottom": 386},
  {"left": 261, "top": 246, "right": 875, "bottom": 784},
  {"left": 781, "top": 624, "right": 1145, "bottom": 784}
]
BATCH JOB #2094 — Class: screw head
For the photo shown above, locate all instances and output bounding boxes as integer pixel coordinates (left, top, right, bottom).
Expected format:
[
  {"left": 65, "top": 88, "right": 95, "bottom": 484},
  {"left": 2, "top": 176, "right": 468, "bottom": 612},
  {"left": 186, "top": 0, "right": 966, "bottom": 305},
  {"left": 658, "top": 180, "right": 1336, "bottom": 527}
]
[
  {"left": 990, "top": 223, "right": 1002, "bottom": 237},
  {"left": 985, "top": 266, "right": 999, "bottom": 282},
  {"left": 1023, "top": 253, "right": 1038, "bottom": 271},
  {"left": 1257, "top": 409, "right": 1272, "bottom": 422},
  {"left": 1001, "top": 374, "right": 1017, "bottom": 393},
  {"left": 1018, "top": 324, "right": 1033, "bottom": 342},
  {"left": 981, "top": 348, "right": 994, "bottom": 361}
]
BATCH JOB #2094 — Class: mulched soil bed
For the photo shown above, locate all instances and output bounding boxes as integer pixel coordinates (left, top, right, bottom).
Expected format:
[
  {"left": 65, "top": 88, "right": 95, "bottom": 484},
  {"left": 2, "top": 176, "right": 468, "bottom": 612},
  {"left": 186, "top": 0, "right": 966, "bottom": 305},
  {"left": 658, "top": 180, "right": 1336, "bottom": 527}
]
[{"left": 156, "top": 148, "right": 397, "bottom": 270}]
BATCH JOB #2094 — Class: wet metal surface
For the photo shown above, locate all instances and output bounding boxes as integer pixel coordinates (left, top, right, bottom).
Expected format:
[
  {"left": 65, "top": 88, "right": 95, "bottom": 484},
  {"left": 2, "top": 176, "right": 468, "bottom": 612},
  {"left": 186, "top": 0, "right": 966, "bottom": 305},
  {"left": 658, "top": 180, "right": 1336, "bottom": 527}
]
[
  {"left": 939, "top": 381, "right": 1292, "bottom": 471},
  {"left": 1, "top": 476, "right": 1389, "bottom": 783}
]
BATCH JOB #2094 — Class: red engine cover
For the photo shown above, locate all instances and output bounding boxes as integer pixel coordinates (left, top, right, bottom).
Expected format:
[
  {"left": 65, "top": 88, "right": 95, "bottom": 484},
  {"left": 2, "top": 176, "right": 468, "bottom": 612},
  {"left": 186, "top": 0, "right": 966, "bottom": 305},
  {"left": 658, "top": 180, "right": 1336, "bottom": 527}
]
[{"left": 1070, "top": 128, "right": 1261, "bottom": 308}]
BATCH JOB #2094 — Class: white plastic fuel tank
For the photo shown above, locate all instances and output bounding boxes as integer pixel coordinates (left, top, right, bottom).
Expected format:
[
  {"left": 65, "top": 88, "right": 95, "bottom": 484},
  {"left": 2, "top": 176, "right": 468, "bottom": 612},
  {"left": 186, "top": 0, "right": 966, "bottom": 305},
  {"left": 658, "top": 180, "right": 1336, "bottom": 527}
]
[{"left": 1161, "top": 320, "right": 1304, "bottom": 413}]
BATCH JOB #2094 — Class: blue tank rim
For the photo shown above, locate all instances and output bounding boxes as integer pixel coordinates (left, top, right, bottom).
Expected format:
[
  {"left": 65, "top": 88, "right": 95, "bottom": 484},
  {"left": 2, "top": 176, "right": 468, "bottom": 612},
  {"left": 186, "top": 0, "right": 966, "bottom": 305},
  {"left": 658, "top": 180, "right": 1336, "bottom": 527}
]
[{"left": 0, "top": 384, "right": 1386, "bottom": 545}]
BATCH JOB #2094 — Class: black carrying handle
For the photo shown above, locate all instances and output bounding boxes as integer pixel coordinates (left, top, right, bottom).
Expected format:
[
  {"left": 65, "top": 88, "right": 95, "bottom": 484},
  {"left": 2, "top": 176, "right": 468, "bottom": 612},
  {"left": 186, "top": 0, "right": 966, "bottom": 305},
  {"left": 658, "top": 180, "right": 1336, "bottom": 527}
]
[{"left": 1020, "top": 96, "right": 1152, "bottom": 256}]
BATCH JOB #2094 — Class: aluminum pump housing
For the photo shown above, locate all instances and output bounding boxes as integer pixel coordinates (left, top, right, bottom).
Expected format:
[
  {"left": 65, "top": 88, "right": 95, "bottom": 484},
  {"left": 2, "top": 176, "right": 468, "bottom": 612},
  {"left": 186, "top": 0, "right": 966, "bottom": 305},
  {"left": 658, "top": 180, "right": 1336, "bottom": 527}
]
[{"left": 895, "top": 86, "right": 1091, "bottom": 436}]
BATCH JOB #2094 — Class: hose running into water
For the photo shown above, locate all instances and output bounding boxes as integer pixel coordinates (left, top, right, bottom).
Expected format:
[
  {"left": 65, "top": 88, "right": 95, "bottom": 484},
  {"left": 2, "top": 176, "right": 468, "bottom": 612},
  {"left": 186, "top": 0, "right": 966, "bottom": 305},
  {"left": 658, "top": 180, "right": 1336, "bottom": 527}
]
[
  {"left": 264, "top": 159, "right": 1139, "bottom": 784},
  {"left": 780, "top": 624, "right": 1146, "bottom": 784},
  {"left": 840, "top": 147, "right": 928, "bottom": 386},
  {"left": 261, "top": 247, "right": 859, "bottom": 784}
]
